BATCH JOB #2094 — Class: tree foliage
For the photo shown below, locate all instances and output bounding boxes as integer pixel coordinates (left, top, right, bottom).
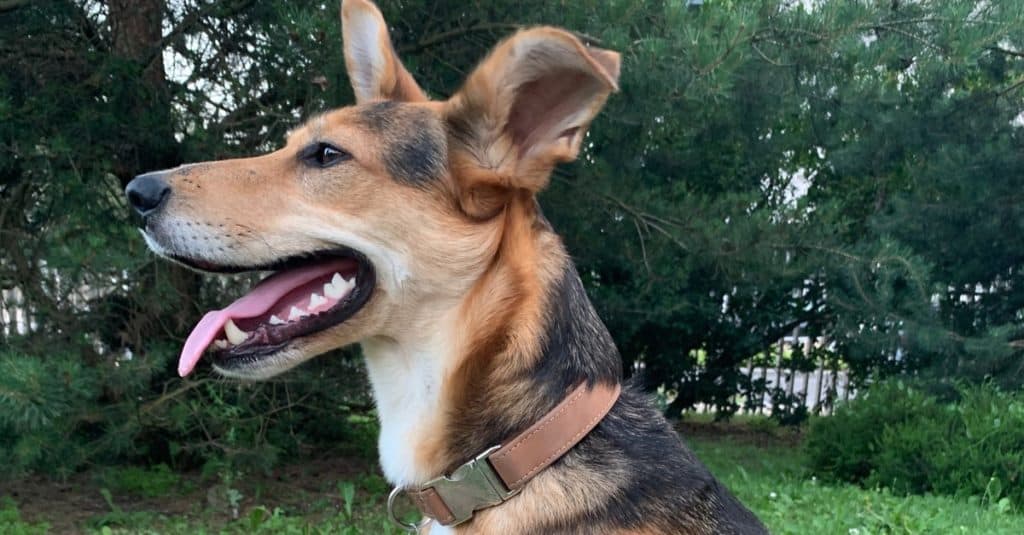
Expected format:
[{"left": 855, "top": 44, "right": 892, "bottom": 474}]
[{"left": 1, "top": 0, "right": 1023, "bottom": 474}]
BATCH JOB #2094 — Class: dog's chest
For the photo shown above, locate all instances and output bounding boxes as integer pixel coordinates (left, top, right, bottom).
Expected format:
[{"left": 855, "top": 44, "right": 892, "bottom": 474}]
[
  {"left": 361, "top": 336, "right": 447, "bottom": 486},
  {"left": 426, "top": 524, "right": 456, "bottom": 535}
]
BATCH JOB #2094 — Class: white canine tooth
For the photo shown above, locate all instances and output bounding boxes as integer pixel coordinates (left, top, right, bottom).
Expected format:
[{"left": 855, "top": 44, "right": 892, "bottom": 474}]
[
  {"left": 268, "top": 314, "right": 285, "bottom": 325},
  {"left": 213, "top": 339, "right": 228, "bottom": 349},
  {"left": 224, "top": 319, "right": 248, "bottom": 345},
  {"left": 331, "top": 272, "right": 344, "bottom": 288},
  {"left": 288, "top": 306, "right": 308, "bottom": 321},
  {"left": 343, "top": 276, "right": 356, "bottom": 291},
  {"left": 309, "top": 292, "right": 327, "bottom": 309},
  {"left": 324, "top": 281, "right": 345, "bottom": 299}
]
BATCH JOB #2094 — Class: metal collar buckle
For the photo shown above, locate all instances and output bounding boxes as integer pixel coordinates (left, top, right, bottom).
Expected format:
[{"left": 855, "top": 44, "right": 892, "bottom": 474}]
[{"left": 388, "top": 445, "right": 521, "bottom": 531}]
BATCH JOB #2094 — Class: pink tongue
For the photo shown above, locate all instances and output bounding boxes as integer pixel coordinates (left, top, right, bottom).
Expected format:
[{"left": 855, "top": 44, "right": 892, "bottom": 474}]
[{"left": 178, "top": 259, "right": 356, "bottom": 377}]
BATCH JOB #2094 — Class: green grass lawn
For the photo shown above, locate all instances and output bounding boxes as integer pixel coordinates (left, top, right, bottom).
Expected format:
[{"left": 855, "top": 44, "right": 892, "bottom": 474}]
[
  {"left": 2, "top": 426, "right": 1022, "bottom": 534},
  {"left": 689, "top": 437, "right": 1023, "bottom": 534}
]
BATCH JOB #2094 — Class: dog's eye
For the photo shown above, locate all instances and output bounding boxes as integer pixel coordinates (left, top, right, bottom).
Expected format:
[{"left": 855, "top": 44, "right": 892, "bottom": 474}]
[{"left": 301, "top": 142, "right": 351, "bottom": 168}]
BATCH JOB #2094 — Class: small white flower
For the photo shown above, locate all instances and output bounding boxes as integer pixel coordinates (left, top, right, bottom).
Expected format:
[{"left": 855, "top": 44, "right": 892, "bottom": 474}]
[{"left": 769, "top": 491, "right": 777, "bottom": 499}]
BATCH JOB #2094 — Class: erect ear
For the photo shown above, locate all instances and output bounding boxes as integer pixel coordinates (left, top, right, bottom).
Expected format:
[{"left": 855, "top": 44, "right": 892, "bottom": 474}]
[
  {"left": 445, "top": 27, "right": 620, "bottom": 218},
  {"left": 341, "top": 0, "right": 427, "bottom": 103}
]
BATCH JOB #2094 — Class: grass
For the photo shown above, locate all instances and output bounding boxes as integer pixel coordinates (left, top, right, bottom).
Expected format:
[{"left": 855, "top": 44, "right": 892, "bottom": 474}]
[
  {"left": 0, "top": 498, "right": 48, "bottom": 535},
  {"left": 2, "top": 424, "right": 1023, "bottom": 534},
  {"left": 690, "top": 436, "right": 1024, "bottom": 534},
  {"left": 95, "top": 464, "right": 187, "bottom": 499}
]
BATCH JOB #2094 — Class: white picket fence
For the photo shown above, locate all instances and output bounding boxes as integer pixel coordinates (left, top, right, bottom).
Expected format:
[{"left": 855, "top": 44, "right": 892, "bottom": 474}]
[
  {"left": 690, "top": 331, "right": 857, "bottom": 416},
  {"left": 1, "top": 287, "right": 36, "bottom": 337},
  {"left": 736, "top": 361, "right": 855, "bottom": 415}
]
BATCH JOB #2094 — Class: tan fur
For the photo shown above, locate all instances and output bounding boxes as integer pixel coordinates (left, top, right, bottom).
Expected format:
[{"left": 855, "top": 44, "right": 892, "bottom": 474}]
[
  {"left": 445, "top": 28, "right": 620, "bottom": 217},
  {"left": 341, "top": 0, "right": 426, "bottom": 103}
]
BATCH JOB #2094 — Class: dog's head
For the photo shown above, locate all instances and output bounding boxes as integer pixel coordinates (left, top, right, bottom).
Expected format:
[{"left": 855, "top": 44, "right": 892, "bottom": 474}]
[{"left": 126, "top": 0, "right": 619, "bottom": 380}]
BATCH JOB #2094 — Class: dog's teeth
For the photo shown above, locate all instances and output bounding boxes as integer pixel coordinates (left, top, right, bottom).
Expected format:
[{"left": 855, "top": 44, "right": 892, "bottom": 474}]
[
  {"left": 288, "top": 306, "right": 308, "bottom": 321},
  {"left": 343, "top": 276, "right": 356, "bottom": 291},
  {"left": 268, "top": 314, "right": 285, "bottom": 325},
  {"left": 224, "top": 319, "right": 248, "bottom": 345},
  {"left": 309, "top": 292, "right": 327, "bottom": 309},
  {"left": 331, "top": 272, "right": 344, "bottom": 288},
  {"left": 213, "top": 339, "right": 228, "bottom": 350},
  {"left": 324, "top": 281, "right": 345, "bottom": 299}
]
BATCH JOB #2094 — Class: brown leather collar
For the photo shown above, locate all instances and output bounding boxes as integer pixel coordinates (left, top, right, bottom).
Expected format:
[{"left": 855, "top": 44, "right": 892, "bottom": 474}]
[{"left": 388, "top": 381, "right": 622, "bottom": 530}]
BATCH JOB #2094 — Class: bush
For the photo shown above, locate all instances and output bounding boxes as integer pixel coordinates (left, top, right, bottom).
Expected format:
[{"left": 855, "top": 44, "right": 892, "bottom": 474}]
[
  {"left": 806, "top": 381, "right": 1024, "bottom": 510},
  {"left": 0, "top": 350, "right": 104, "bottom": 478},
  {"left": 0, "top": 343, "right": 375, "bottom": 479},
  {"left": 96, "top": 464, "right": 182, "bottom": 498}
]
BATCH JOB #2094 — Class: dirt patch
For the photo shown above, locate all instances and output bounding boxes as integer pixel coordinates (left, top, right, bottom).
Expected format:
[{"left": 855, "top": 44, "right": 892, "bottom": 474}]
[
  {"left": 7, "top": 472, "right": 113, "bottom": 532},
  {"left": 6, "top": 424, "right": 799, "bottom": 532},
  {"left": 5, "top": 455, "right": 381, "bottom": 533},
  {"left": 675, "top": 419, "right": 804, "bottom": 449}
]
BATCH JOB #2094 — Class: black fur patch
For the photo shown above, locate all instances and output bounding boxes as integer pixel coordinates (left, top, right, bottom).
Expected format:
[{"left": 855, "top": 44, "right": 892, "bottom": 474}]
[
  {"left": 529, "top": 266, "right": 766, "bottom": 533},
  {"left": 358, "top": 101, "right": 446, "bottom": 186},
  {"left": 452, "top": 258, "right": 767, "bottom": 533},
  {"left": 530, "top": 261, "right": 622, "bottom": 398}
]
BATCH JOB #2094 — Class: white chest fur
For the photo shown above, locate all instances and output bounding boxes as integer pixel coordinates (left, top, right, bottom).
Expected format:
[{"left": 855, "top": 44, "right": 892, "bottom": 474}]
[
  {"left": 428, "top": 523, "right": 456, "bottom": 535},
  {"left": 361, "top": 334, "right": 448, "bottom": 487}
]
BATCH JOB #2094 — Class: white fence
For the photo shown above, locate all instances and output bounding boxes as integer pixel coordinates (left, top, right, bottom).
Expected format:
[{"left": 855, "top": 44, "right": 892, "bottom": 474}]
[
  {"left": 692, "top": 331, "right": 857, "bottom": 416},
  {"left": 1, "top": 287, "right": 37, "bottom": 337},
  {"left": 737, "top": 362, "right": 855, "bottom": 416}
]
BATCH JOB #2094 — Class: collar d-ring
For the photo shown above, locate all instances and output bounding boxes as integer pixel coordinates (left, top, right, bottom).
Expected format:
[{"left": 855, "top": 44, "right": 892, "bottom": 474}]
[{"left": 388, "top": 486, "right": 432, "bottom": 533}]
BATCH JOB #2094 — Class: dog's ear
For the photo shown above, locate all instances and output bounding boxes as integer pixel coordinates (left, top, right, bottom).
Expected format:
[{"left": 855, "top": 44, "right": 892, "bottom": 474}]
[
  {"left": 446, "top": 28, "right": 620, "bottom": 218},
  {"left": 341, "top": 0, "right": 426, "bottom": 103}
]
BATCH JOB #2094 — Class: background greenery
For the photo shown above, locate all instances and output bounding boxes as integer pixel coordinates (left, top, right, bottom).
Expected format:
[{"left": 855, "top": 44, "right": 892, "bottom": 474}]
[
  {"left": 2, "top": 0, "right": 1024, "bottom": 531},
  {"left": 3, "top": 421, "right": 1024, "bottom": 534},
  {"left": 806, "top": 380, "right": 1024, "bottom": 510}
]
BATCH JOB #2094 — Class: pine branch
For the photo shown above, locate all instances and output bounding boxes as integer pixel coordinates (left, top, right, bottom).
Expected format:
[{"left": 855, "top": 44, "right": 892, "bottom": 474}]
[
  {"left": 554, "top": 174, "right": 695, "bottom": 254},
  {"left": 867, "top": 22, "right": 942, "bottom": 52},
  {"left": 999, "top": 75, "right": 1024, "bottom": 97},
  {"left": 397, "top": 23, "right": 603, "bottom": 55},
  {"left": 697, "top": 26, "right": 749, "bottom": 76},
  {"left": 988, "top": 46, "right": 1024, "bottom": 59},
  {"left": 0, "top": 0, "right": 29, "bottom": 14},
  {"left": 398, "top": 22, "right": 522, "bottom": 54},
  {"left": 143, "top": 0, "right": 256, "bottom": 68},
  {"left": 139, "top": 378, "right": 211, "bottom": 416}
]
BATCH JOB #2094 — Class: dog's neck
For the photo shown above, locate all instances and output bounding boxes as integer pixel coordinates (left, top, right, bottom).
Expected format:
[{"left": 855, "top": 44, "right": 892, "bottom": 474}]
[{"left": 362, "top": 197, "right": 621, "bottom": 488}]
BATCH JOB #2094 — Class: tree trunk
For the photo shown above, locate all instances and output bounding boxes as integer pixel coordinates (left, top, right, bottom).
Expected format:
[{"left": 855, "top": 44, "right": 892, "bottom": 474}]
[
  {"left": 109, "top": 0, "right": 165, "bottom": 88},
  {"left": 107, "top": 0, "right": 202, "bottom": 353},
  {"left": 108, "top": 0, "right": 178, "bottom": 183}
]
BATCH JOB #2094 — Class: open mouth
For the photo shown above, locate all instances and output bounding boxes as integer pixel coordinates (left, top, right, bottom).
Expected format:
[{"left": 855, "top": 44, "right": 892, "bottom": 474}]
[{"left": 176, "top": 249, "right": 374, "bottom": 377}]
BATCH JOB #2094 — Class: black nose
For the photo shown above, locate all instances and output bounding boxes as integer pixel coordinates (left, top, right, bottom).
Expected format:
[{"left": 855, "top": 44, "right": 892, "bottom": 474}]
[{"left": 125, "top": 172, "right": 171, "bottom": 217}]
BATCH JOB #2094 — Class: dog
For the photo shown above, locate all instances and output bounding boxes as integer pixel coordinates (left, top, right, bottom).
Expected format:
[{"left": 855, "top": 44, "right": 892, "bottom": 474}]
[{"left": 125, "top": 0, "right": 767, "bottom": 533}]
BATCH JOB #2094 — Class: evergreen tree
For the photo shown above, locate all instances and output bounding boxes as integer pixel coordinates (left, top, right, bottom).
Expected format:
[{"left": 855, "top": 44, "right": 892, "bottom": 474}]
[{"left": 1, "top": 0, "right": 1022, "bottom": 474}]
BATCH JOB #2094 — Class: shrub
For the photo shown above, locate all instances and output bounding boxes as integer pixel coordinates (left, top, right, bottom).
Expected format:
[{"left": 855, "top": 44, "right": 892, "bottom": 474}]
[
  {"left": 96, "top": 464, "right": 182, "bottom": 498},
  {"left": 804, "top": 381, "right": 942, "bottom": 483},
  {"left": 0, "top": 344, "right": 375, "bottom": 479},
  {"left": 806, "top": 381, "right": 1024, "bottom": 509},
  {"left": 0, "top": 350, "right": 103, "bottom": 478}
]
